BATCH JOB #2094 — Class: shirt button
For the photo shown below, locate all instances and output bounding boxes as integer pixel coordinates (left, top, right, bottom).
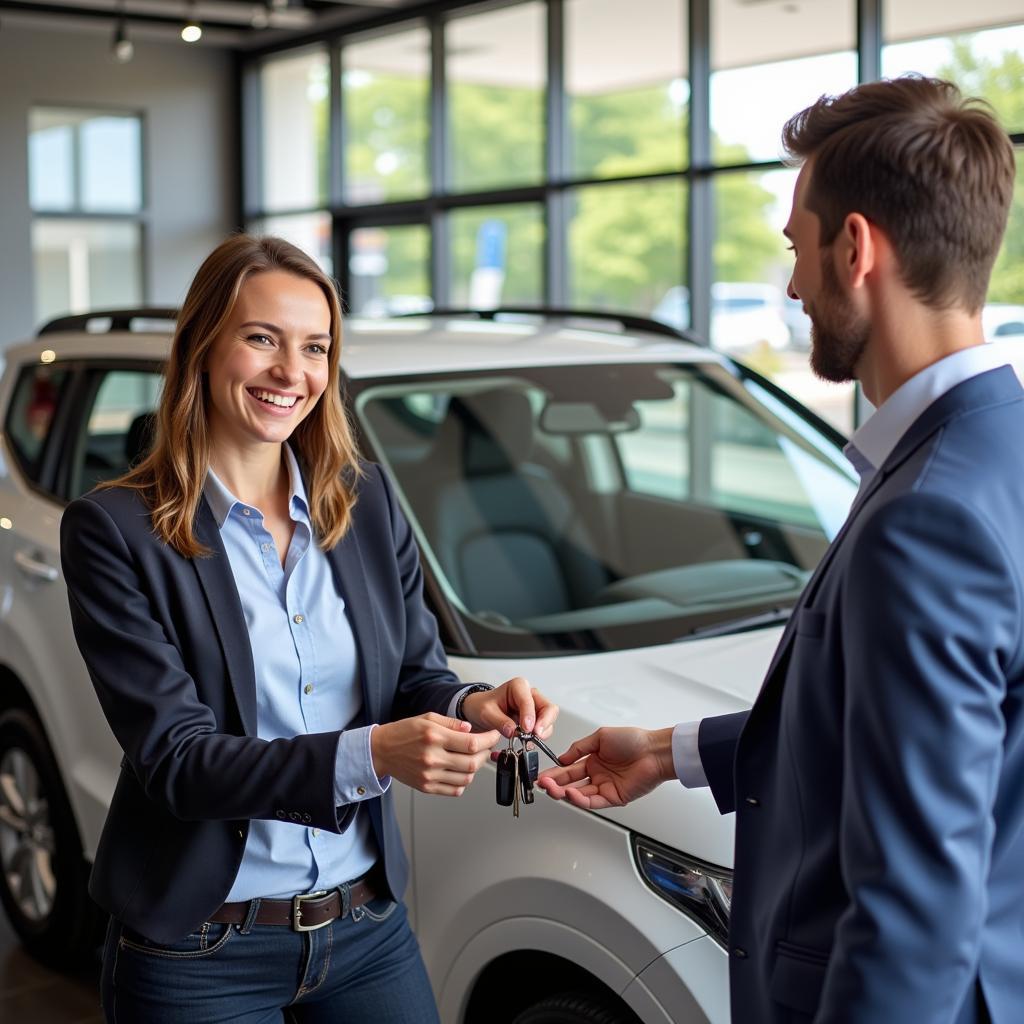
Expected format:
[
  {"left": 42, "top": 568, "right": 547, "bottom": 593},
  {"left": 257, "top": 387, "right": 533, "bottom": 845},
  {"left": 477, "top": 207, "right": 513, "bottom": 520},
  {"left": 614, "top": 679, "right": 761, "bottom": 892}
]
[
  {"left": 356, "top": 786, "right": 366, "bottom": 796},
  {"left": 261, "top": 543, "right": 271, "bottom": 553},
  {"left": 745, "top": 796, "right": 761, "bottom": 807},
  {"left": 242, "top": 508, "right": 251, "bottom": 516},
  {"left": 304, "top": 684, "right": 313, "bottom": 695},
  {"left": 293, "top": 613, "right": 304, "bottom": 624}
]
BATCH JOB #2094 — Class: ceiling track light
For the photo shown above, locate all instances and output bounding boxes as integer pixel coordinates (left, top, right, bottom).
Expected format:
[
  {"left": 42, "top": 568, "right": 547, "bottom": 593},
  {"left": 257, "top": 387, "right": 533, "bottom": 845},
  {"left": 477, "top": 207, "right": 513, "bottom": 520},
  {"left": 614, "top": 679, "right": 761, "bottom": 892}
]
[
  {"left": 111, "top": 0, "right": 133, "bottom": 62},
  {"left": 181, "top": 0, "right": 202, "bottom": 42},
  {"left": 250, "top": 1, "right": 271, "bottom": 29}
]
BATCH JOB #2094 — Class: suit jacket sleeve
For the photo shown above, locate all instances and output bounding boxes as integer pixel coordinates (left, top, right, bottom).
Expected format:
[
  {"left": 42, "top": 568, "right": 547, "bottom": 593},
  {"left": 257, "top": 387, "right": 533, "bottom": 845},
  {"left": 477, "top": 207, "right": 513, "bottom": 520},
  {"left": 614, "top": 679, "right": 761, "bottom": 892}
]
[
  {"left": 61, "top": 495, "right": 355, "bottom": 834},
  {"left": 815, "top": 492, "right": 1017, "bottom": 1023},
  {"left": 374, "top": 463, "right": 467, "bottom": 720},
  {"left": 698, "top": 711, "right": 749, "bottom": 814}
]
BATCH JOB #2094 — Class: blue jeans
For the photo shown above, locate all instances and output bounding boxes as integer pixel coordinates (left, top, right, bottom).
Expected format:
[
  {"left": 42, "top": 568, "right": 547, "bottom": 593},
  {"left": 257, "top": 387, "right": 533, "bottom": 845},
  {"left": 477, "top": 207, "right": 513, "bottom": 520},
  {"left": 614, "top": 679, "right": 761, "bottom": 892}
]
[{"left": 100, "top": 896, "right": 440, "bottom": 1023}]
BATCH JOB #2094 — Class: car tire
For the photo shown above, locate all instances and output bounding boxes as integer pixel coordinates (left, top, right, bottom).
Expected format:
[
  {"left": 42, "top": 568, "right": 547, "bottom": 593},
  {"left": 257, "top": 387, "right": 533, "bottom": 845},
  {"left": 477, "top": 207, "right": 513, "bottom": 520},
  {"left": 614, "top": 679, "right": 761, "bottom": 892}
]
[
  {"left": 512, "top": 991, "right": 641, "bottom": 1024},
  {"left": 0, "top": 708, "right": 104, "bottom": 966}
]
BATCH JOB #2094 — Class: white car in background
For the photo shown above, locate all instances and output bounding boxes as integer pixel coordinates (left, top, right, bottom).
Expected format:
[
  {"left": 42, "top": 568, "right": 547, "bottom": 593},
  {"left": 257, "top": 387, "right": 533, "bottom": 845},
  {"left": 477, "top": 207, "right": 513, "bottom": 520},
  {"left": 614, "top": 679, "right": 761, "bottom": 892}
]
[
  {"left": 652, "top": 283, "right": 792, "bottom": 354},
  {"left": 0, "top": 308, "right": 859, "bottom": 1024},
  {"left": 982, "top": 303, "right": 1024, "bottom": 340}
]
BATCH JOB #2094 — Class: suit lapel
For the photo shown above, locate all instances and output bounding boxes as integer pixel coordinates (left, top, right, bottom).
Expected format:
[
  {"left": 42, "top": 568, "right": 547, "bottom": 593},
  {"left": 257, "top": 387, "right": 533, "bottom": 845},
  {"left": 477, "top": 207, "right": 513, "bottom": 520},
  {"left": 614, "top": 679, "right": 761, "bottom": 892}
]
[
  {"left": 327, "top": 521, "right": 383, "bottom": 726},
  {"left": 192, "top": 498, "right": 259, "bottom": 736},
  {"left": 758, "top": 364, "right": 1022, "bottom": 689}
]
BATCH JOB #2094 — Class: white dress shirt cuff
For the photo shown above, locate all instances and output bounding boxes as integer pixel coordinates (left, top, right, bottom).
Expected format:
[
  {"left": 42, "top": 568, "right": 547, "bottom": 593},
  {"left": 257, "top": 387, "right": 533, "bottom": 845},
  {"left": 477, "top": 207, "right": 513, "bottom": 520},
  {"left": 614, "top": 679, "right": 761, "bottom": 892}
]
[
  {"left": 672, "top": 721, "right": 709, "bottom": 789},
  {"left": 334, "top": 725, "right": 391, "bottom": 803}
]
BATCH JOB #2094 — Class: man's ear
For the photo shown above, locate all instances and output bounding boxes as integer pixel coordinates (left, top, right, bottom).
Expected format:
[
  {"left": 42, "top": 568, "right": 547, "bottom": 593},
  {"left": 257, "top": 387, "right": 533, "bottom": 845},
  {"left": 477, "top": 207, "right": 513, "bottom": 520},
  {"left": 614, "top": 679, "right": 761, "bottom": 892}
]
[{"left": 836, "top": 212, "right": 876, "bottom": 290}]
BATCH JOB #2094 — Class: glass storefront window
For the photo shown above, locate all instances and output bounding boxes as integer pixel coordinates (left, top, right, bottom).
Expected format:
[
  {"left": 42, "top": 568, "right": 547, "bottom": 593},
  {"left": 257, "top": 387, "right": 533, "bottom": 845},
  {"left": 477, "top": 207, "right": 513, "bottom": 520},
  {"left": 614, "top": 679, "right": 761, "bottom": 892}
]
[
  {"left": 254, "top": 212, "right": 334, "bottom": 274},
  {"left": 448, "top": 204, "right": 544, "bottom": 308},
  {"left": 29, "top": 108, "right": 142, "bottom": 213},
  {"left": 260, "top": 48, "right": 330, "bottom": 211},
  {"left": 883, "top": 20, "right": 1024, "bottom": 135},
  {"left": 348, "top": 224, "right": 431, "bottom": 317},
  {"left": 343, "top": 26, "right": 431, "bottom": 204},
  {"left": 711, "top": 167, "right": 854, "bottom": 435},
  {"left": 565, "top": 0, "right": 687, "bottom": 179},
  {"left": 446, "top": 2, "right": 546, "bottom": 192},
  {"left": 710, "top": 0, "right": 856, "bottom": 164},
  {"left": 568, "top": 178, "right": 685, "bottom": 318},
  {"left": 32, "top": 219, "right": 143, "bottom": 327}
]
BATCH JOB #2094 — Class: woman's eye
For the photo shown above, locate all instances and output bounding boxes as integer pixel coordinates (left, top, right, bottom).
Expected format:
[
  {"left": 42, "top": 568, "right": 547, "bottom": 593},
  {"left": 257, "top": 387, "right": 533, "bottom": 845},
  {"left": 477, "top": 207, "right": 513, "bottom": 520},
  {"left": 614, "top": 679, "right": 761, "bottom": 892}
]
[
  {"left": 308, "top": 344, "right": 328, "bottom": 355},
  {"left": 247, "top": 334, "right": 273, "bottom": 345}
]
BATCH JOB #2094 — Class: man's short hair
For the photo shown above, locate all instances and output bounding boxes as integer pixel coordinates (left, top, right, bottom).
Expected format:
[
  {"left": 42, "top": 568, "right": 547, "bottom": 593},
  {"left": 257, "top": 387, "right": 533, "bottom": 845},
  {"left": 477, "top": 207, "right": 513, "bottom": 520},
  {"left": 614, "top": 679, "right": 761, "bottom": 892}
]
[{"left": 782, "top": 75, "right": 1015, "bottom": 312}]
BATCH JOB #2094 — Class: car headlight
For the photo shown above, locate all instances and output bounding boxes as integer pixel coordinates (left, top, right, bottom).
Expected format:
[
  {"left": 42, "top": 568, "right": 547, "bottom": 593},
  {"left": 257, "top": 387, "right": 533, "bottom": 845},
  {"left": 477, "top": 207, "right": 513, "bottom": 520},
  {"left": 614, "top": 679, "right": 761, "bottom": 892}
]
[{"left": 632, "top": 834, "right": 733, "bottom": 949}]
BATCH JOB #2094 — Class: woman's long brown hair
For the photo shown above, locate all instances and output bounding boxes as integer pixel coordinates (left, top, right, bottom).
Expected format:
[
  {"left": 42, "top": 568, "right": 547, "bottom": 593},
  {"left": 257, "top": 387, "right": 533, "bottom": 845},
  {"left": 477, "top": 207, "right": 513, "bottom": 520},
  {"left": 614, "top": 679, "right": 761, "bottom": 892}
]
[{"left": 104, "top": 234, "right": 363, "bottom": 557}]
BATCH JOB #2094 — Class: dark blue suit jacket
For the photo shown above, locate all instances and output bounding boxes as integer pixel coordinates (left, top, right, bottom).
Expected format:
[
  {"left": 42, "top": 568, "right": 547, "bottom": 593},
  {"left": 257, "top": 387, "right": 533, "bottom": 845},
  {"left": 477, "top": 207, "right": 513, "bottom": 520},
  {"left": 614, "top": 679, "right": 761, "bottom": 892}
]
[
  {"left": 60, "top": 462, "right": 465, "bottom": 943},
  {"left": 699, "top": 365, "right": 1024, "bottom": 1023}
]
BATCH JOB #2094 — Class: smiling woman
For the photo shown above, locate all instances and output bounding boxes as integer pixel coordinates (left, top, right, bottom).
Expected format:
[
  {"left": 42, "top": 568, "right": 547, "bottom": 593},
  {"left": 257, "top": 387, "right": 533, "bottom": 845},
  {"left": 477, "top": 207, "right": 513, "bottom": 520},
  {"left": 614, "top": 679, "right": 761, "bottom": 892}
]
[{"left": 57, "top": 234, "right": 558, "bottom": 1024}]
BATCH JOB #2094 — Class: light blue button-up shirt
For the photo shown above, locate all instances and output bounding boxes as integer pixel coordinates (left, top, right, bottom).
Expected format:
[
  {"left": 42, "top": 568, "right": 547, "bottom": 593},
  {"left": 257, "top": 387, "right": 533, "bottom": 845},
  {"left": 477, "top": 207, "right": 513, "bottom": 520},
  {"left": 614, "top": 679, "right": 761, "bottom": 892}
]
[
  {"left": 205, "top": 445, "right": 387, "bottom": 901},
  {"left": 673, "top": 342, "right": 1013, "bottom": 789}
]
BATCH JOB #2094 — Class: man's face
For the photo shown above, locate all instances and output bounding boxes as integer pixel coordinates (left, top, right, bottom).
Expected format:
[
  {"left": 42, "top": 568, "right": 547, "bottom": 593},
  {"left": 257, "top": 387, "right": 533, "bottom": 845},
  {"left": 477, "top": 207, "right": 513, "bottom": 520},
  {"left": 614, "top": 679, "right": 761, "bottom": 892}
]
[{"left": 784, "top": 161, "right": 870, "bottom": 384}]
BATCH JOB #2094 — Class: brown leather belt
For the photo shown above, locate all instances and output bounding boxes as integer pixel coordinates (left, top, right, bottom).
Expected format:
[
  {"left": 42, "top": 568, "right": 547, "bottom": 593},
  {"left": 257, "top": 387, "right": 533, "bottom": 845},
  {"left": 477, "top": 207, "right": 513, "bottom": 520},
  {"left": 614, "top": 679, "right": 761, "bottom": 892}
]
[{"left": 209, "top": 875, "right": 381, "bottom": 932}]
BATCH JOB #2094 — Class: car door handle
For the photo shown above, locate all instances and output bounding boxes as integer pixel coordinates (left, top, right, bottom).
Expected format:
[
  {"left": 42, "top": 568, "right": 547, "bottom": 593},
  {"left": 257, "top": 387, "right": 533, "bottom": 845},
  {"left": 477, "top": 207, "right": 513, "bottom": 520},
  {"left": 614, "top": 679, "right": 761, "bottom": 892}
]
[{"left": 14, "top": 550, "right": 59, "bottom": 583}]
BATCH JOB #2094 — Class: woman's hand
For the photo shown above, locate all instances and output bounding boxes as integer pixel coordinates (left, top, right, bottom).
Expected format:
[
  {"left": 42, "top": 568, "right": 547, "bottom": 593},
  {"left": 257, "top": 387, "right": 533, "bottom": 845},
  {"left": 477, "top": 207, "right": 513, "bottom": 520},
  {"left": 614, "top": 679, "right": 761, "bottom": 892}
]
[
  {"left": 460, "top": 677, "right": 559, "bottom": 740},
  {"left": 370, "top": 713, "right": 500, "bottom": 797}
]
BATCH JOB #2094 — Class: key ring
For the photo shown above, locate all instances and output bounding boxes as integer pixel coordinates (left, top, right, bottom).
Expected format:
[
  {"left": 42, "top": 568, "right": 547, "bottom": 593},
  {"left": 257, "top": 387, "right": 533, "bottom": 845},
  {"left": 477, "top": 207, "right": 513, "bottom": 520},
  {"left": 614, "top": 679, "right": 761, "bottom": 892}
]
[{"left": 515, "top": 727, "right": 560, "bottom": 766}]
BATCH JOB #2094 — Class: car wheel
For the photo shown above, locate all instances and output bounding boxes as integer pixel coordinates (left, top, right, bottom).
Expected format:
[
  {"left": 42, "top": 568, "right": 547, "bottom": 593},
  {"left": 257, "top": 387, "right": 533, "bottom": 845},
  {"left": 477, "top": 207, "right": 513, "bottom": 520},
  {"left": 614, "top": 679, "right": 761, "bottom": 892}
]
[
  {"left": 0, "top": 708, "right": 104, "bottom": 965},
  {"left": 512, "top": 991, "right": 641, "bottom": 1024}
]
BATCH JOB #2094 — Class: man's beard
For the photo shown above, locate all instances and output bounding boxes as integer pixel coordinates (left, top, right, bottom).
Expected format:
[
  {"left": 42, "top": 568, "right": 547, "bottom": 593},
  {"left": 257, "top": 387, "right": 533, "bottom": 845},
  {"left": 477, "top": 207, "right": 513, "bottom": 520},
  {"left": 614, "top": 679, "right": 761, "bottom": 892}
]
[{"left": 807, "top": 254, "right": 870, "bottom": 383}]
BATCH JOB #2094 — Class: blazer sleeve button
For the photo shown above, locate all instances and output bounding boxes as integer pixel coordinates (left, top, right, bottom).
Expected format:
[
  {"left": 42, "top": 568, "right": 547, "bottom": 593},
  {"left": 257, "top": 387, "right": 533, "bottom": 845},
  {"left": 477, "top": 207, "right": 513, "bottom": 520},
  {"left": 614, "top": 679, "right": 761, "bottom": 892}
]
[
  {"left": 290, "top": 812, "right": 300, "bottom": 821},
  {"left": 745, "top": 796, "right": 761, "bottom": 807},
  {"left": 276, "top": 810, "right": 286, "bottom": 819}
]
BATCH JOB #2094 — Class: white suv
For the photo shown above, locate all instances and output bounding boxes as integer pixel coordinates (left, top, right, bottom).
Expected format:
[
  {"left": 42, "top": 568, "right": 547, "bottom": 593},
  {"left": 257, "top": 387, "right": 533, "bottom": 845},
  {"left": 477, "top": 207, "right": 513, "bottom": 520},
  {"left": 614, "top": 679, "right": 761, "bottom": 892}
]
[{"left": 0, "top": 308, "right": 858, "bottom": 1024}]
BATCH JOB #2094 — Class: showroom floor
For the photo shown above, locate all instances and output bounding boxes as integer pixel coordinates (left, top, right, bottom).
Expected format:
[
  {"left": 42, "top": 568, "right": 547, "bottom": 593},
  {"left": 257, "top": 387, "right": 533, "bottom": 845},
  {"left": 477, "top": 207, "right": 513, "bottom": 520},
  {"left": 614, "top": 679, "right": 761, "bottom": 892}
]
[{"left": 0, "top": 915, "right": 102, "bottom": 1022}]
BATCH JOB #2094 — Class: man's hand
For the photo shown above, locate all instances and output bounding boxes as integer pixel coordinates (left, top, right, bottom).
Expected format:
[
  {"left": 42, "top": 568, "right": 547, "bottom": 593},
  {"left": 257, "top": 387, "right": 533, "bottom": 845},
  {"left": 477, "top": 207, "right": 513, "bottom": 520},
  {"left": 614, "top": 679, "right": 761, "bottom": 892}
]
[
  {"left": 371, "top": 713, "right": 500, "bottom": 797},
  {"left": 460, "top": 677, "right": 559, "bottom": 740},
  {"left": 536, "top": 727, "right": 676, "bottom": 809}
]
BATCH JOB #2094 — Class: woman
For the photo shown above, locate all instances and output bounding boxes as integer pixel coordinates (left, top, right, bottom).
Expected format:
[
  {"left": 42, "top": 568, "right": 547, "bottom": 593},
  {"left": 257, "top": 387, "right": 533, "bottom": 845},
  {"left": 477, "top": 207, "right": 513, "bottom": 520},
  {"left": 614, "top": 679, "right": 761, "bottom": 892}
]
[{"left": 60, "top": 235, "right": 558, "bottom": 1022}]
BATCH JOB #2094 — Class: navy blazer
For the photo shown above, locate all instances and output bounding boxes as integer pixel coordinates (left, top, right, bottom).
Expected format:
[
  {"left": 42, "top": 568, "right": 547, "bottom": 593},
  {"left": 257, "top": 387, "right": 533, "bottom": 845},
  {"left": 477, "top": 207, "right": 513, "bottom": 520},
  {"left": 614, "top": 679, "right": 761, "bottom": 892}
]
[
  {"left": 699, "top": 366, "right": 1024, "bottom": 1024},
  {"left": 60, "top": 462, "right": 465, "bottom": 943}
]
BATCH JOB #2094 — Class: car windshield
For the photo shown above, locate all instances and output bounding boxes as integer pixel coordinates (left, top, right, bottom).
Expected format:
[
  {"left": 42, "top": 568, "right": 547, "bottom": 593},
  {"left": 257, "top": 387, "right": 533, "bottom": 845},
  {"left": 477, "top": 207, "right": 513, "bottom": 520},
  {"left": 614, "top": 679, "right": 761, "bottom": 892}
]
[{"left": 352, "top": 360, "right": 857, "bottom": 655}]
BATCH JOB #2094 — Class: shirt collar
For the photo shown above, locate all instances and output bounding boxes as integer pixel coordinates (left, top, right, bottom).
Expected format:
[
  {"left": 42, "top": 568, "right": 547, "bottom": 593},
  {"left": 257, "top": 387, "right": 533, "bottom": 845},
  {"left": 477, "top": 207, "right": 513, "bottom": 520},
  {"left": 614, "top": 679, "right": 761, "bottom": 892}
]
[
  {"left": 843, "top": 342, "right": 1011, "bottom": 481},
  {"left": 203, "top": 444, "right": 310, "bottom": 529}
]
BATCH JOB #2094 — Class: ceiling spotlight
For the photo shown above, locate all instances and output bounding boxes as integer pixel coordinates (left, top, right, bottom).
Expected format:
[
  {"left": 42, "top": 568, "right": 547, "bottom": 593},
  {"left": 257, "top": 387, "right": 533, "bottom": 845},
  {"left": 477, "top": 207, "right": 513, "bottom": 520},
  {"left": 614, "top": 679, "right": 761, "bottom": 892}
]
[
  {"left": 250, "top": 2, "right": 270, "bottom": 29},
  {"left": 112, "top": 17, "right": 133, "bottom": 62},
  {"left": 181, "top": 1, "right": 202, "bottom": 42}
]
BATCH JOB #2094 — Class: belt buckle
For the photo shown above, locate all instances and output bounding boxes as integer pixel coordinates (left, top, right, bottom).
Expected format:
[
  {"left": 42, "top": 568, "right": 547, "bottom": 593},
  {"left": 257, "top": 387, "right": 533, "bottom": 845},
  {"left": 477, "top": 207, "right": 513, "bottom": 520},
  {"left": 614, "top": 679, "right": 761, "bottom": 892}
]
[{"left": 292, "top": 889, "right": 331, "bottom": 933}]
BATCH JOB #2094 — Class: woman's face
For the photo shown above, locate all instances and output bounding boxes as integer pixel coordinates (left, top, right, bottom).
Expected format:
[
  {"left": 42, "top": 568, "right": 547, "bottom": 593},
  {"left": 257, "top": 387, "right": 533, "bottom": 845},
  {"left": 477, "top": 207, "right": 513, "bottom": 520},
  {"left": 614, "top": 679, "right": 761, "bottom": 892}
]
[{"left": 204, "top": 269, "right": 332, "bottom": 453}]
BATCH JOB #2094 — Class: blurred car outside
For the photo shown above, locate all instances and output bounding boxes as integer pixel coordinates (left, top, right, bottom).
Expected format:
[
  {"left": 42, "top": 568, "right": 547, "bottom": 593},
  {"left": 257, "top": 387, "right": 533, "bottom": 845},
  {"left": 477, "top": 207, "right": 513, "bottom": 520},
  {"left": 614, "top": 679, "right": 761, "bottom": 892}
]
[{"left": 652, "top": 283, "right": 792, "bottom": 353}]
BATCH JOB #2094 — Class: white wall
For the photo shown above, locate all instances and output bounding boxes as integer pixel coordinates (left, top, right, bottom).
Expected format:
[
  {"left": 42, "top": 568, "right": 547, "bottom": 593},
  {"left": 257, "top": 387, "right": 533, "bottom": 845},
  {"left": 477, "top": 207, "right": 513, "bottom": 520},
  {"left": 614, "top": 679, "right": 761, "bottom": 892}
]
[{"left": 0, "top": 22, "right": 237, "bottom": 348}]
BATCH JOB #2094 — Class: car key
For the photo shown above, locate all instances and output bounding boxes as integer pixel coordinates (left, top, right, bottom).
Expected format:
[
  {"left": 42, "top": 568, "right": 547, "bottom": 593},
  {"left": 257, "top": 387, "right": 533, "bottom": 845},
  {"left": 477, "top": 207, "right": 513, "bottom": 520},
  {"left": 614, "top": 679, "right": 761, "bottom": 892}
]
[
  {"left": 516, "top": 728, "right": 561, "bottom": 768},
  {"left": 495, "top": 741, "right": 518, "bottom": 808},
  {"left": 517, "top": 749, "right": 535, "bottom": 804}
]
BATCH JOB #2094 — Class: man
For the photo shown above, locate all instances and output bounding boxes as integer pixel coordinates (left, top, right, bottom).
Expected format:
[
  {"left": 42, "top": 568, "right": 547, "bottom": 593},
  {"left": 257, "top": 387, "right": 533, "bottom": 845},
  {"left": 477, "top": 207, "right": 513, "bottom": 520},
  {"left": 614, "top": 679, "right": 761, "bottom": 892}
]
[{"left": 539, "top": 77, "right": 1022, "bottom": 1024}]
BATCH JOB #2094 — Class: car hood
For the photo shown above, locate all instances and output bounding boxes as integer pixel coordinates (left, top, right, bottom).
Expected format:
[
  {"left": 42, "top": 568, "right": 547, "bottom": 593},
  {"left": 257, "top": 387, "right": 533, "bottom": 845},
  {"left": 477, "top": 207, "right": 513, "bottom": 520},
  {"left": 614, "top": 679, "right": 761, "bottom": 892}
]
[{"left": 450, "top": 624, "right": 784, "bottom": 869}]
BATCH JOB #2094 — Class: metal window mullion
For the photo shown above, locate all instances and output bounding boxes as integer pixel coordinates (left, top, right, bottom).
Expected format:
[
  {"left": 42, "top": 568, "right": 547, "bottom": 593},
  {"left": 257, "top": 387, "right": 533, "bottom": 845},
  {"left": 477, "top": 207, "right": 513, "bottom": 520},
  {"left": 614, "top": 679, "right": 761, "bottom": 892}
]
[
  {"left": 330, "top": 43, "right": 345, "bottom": 209},
  {"left": 430, "top": 12, "right": 449, "bottom": 304},
  {"left": 857, "top": 0, "right": 882, "bottom": 84},
  {"left": 241, "top": 61, "right": 263, "bottom": 221},
  {"left": 546, "top": 0, "right": 567, "bottom": 306},
  {"left": 687, "top": 0, "right": 712, "bottom": 343}
]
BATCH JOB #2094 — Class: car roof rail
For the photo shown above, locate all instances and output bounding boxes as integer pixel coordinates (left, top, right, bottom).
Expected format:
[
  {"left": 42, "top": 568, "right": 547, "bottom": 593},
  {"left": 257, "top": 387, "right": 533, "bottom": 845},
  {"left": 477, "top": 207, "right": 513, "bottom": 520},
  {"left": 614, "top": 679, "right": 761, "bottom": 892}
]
[
  {"left": 37, "top": 308, "right": 180, "bottom": 337},
  {"left": 405, "top": 306, "right": 705, "bottom": 345}
]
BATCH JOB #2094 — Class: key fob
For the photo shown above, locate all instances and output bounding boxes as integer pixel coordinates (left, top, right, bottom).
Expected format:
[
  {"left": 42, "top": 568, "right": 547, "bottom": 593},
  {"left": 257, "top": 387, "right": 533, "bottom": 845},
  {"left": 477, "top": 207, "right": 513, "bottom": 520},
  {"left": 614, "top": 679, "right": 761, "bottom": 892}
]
[
  {"left": 495, "top": 749, "right": 517, "bottom": 807},
  {"left": 517, "top": 751, "right": 535, "bottom": 804},
  {"left": 521, "top": 748, "right": 539, "bottom": 784}
]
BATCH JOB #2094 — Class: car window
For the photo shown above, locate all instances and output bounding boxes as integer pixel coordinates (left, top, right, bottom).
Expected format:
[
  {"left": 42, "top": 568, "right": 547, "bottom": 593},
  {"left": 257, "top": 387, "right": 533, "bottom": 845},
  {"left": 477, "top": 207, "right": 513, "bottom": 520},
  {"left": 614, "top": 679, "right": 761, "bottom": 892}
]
[
  {"left": 4, "top": 363, "right": 72, "bottom": 486},
  {"left": 69, "top": 369, "right": 163, "bottom": 499},
  {"left": 354, "top": 362, "right": 858, "bottom": 655}
]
